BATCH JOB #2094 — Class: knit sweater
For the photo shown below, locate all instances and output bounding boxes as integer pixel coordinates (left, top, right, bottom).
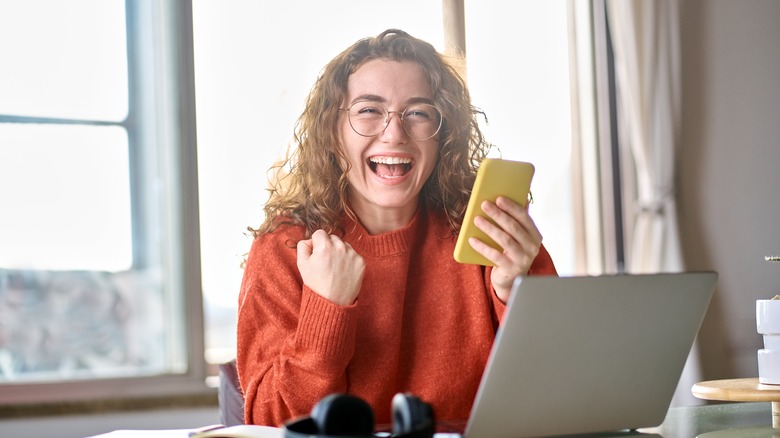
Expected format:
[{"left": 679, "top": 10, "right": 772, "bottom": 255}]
[{"left": 236, "top": 206, "right": 557, "bottom": 427}]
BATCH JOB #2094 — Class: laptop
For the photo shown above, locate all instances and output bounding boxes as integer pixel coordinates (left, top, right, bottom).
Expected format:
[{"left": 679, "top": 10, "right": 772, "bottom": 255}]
[{"left": 463, "top": 272, "right": 717, "bottom": 438}]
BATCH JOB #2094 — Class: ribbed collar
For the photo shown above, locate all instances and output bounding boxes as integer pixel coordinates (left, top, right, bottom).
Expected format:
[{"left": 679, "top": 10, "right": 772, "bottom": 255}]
[{"left": 342, "top": 204, "right": 425, "bottom": 258}]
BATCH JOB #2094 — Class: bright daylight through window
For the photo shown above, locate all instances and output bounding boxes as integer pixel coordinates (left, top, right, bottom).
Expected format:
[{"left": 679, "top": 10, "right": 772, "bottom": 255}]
[{"left": 0, "top": 0, "right": 194, "bottom": 393}]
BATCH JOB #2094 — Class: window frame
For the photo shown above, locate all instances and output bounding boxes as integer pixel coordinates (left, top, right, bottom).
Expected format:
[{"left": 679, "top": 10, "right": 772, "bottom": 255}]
[
  {"left": 0, "top": 0, "right": 210, "bottom": 405},
  {"left": 567, "top": 0, "right": 626, "bottom": 276}
]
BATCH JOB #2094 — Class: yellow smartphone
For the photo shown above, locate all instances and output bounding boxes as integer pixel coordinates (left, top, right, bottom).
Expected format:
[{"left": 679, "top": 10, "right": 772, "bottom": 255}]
[{"left": 453, "top": 158, "right": 535, "bottom": 266}]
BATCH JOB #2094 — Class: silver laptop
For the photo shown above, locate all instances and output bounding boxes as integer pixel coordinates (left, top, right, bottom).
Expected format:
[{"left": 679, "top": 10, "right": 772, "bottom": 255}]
[{"left": 464, "top": 272, "right": 716, "bottom": 438}]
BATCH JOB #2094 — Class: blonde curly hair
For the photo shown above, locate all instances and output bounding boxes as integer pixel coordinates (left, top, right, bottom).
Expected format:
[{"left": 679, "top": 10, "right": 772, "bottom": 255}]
[{"left": 252, "top": 29, "right": 491, "bottom": 239}]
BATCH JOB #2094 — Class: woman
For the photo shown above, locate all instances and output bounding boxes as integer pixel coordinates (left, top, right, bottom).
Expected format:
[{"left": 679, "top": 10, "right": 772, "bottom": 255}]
[{"left": 237, "top": 29, "right": 557, "bottom": 427}]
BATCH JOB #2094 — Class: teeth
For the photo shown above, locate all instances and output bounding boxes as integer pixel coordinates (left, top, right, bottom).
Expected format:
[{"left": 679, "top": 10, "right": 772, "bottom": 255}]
[{"left": 369, "top": 156, "right": 412, "bottom": 165}]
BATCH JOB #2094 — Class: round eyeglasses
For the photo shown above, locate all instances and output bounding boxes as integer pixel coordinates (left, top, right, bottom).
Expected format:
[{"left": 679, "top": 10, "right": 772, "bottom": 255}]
[{"left": 340, "top": 100, "right": 443, "bottom": 141}]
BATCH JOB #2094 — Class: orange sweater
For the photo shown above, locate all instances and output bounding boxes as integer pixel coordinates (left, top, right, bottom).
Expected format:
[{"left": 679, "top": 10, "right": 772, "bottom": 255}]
[{"left": 237, "top": 207, "right": 556, "bottom": 427}]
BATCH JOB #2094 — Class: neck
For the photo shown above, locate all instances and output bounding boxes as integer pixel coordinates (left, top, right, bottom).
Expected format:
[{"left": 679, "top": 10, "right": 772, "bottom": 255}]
[{"left": 350, "top": 199, "right": 420, "bottom": 235}]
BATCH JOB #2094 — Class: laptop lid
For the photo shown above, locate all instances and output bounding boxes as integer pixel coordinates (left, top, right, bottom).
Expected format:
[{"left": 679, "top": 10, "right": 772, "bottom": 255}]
[{"left": 464, "top": 272, "right": 716, "bottom": 438}]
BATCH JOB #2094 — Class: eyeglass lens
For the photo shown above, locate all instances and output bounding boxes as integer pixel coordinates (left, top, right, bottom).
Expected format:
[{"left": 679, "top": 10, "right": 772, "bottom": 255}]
[{"left": 346, "top": 101, "right": 442, "bottom": 140}]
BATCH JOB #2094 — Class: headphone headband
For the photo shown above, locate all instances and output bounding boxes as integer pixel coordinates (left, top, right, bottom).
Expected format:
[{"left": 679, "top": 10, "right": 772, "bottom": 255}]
[{"left": 283, "top": 393, "right": 435, "bottom": 438}]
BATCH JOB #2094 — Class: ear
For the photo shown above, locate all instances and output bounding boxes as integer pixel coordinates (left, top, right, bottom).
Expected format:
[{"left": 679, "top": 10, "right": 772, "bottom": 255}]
[{"left": 312, "top": 393, "right": 374, "bottom": 436}]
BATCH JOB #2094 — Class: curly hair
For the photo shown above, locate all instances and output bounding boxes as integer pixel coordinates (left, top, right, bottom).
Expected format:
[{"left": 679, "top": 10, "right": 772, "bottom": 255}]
[{"left": 252, "top": 29, "right": 491, "bottom": 239}]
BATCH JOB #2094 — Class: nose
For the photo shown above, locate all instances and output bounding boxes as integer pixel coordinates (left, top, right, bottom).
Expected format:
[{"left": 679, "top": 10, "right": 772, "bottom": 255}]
[{"left": 381, "top": 110, "right": 408, "bottom": 140}]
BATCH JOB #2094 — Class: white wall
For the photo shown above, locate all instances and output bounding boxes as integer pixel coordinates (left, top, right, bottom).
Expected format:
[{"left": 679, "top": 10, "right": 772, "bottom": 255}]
[{"left": 678, "top": 0, "right": 780, "bottom": 379}]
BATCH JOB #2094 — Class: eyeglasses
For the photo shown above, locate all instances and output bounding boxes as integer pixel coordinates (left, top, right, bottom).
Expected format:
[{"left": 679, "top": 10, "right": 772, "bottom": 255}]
[{"left": 340, "top": 100, "right": 443, "bottom": 141}]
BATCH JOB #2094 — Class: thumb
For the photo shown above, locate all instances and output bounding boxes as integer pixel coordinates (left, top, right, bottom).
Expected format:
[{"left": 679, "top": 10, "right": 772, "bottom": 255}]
[{"left": 297, "top": 238, "right": 313, "bottom": 261}]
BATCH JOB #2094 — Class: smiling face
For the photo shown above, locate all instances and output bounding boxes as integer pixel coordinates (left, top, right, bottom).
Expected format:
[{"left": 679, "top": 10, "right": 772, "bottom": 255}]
[{"left": 339, "top": 59, "right": 439, "bottom": 233}]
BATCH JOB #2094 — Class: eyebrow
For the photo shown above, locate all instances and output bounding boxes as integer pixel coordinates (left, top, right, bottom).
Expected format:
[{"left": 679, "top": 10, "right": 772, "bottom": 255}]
[{"left": 348, "top": 94, "right": 435, "bottom": 107}]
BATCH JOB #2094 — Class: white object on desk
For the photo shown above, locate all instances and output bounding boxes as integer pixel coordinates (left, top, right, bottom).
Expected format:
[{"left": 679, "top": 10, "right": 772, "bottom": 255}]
[{"left": 757, "top": 298, "right": 780, "bottom": 385}]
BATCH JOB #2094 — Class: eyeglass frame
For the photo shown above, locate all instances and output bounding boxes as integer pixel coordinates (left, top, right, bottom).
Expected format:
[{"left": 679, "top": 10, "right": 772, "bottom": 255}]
[{"left": 339, "top": 100, "right": 444, "bottom": 141}]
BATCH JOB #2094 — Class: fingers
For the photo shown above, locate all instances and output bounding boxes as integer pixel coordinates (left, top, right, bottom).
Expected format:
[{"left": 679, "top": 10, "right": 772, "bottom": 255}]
[
  {"left": 298, "top": 230, "right": 351, "bottom": 258},
  {"left": 485, "top": 197, "right": 542, "bottom": 245},
  {"left": 474, "top": 197, "right": 542, "bottom": 262},
  {"left": 467, "top": 197, "right": 544, "bottom": 303}
]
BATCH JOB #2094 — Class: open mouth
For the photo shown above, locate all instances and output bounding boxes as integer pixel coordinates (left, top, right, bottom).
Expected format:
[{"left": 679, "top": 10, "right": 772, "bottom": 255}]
[{"left": 368, "top": 156, "right": 413, "bottom": 178}]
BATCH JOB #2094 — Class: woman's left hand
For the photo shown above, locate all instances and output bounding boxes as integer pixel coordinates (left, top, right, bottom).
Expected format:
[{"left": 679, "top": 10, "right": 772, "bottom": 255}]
[{"left": 468, "top": 196, "right": 543, "bottom": 303}]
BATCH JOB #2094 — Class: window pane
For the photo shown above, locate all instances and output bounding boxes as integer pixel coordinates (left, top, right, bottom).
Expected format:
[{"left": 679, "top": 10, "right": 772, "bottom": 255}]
[
  {"left": 0, "top": 124, "right": 133, "bottom": 271},
  {"left": 0, "top": 123, "right": 185, "bottom": 383},
  {"left": 464, "top": 1, "right": 575, "bottom": 275},
  {"left": 0, "top": 268, "right": 168, "bottom": 382},
  {"left": 0, "top": 0, "right": 128, "bottom": 121},
  {"left": 192, "top": 1, "right": 443, "bottom": 365}
]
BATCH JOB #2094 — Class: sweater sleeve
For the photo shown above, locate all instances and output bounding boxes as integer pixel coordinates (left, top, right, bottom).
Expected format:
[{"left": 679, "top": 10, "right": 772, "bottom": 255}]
[
  {"left": 236, "top": 230, "right": 359, "bottom": 426},
  {"left": 489, "top": 243, "right": 558, "bottom": 322}
]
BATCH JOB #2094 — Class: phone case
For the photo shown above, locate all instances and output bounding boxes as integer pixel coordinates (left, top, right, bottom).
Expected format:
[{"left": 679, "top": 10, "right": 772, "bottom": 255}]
[{"left": 453, "top": 158, "right": 535, "bottom": 266}]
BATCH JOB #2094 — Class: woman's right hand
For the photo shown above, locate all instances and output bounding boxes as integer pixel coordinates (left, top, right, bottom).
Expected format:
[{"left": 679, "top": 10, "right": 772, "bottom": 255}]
[{"left": 296, "top": 229, "right": 366, "bottom": 306}]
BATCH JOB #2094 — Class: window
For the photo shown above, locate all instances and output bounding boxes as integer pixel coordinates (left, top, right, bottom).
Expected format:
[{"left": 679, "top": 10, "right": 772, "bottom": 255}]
[{"left": 0, "top": 0, "right": 207, "bottom": 403}]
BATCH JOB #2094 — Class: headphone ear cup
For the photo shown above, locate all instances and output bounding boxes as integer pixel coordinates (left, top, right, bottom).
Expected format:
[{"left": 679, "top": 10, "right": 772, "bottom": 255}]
[
  {"left": 392, "top": 393, "right": 433, "bottom": 436},
  {"left": 312, "top": 393, "right": 374, "bottom": 436}
]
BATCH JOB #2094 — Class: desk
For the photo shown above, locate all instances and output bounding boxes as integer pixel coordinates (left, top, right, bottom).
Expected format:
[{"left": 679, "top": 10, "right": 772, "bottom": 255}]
[
  {"left": 649, "top": 402, "right": 772, "bottom": 437},
  {"left": 88, "top": 402, "right": 776, "bottom": 438}
]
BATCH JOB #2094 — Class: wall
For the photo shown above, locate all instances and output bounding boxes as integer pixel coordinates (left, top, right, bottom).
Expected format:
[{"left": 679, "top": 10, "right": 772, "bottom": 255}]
[{"left": 678, "top": 0, "right": 780, "bottom": 379}]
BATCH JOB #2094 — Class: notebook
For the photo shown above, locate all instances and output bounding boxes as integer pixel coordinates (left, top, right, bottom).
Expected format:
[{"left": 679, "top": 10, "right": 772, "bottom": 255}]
[{"left": 464, "top": 272, "right": 717, "bottom": 438}]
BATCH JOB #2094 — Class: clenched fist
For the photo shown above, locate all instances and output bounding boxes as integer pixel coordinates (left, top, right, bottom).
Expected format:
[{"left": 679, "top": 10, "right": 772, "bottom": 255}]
[{"left": 296, "top": 229, "right": 366, "bottom": 306}]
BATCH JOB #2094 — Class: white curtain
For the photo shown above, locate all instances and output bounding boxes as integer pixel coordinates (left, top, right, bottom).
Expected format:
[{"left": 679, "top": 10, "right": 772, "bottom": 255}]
[{"left": 606, "top": 0, "right": 700, "bottom": 406}]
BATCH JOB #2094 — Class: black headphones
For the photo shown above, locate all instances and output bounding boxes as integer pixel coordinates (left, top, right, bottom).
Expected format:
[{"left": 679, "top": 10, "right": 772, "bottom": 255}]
[{"left": 284, "top": 392, "right": 435, "bottom": 438}]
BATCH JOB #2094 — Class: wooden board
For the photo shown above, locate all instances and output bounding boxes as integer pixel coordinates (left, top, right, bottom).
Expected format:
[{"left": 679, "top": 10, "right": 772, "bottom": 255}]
[{"left": 692, "top": 378, "right": 780, "bottom": 402}]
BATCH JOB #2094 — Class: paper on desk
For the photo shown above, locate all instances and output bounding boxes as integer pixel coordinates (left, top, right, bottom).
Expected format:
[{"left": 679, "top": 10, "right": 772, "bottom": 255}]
[
  {"left": 190, "top": 425, "right": 284, "bottom": 437},
  {"left": 86, "top": 424, "right": 284, "bottom": 438},
  {"left": 85, "top": 429, "right": 194, "bottom": 438},
  {"left": 190, "top": 425, "right": 458, "bottom": 438},
  {"left": 87, "top": 426, "right": 460, "bottom": 438}
]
